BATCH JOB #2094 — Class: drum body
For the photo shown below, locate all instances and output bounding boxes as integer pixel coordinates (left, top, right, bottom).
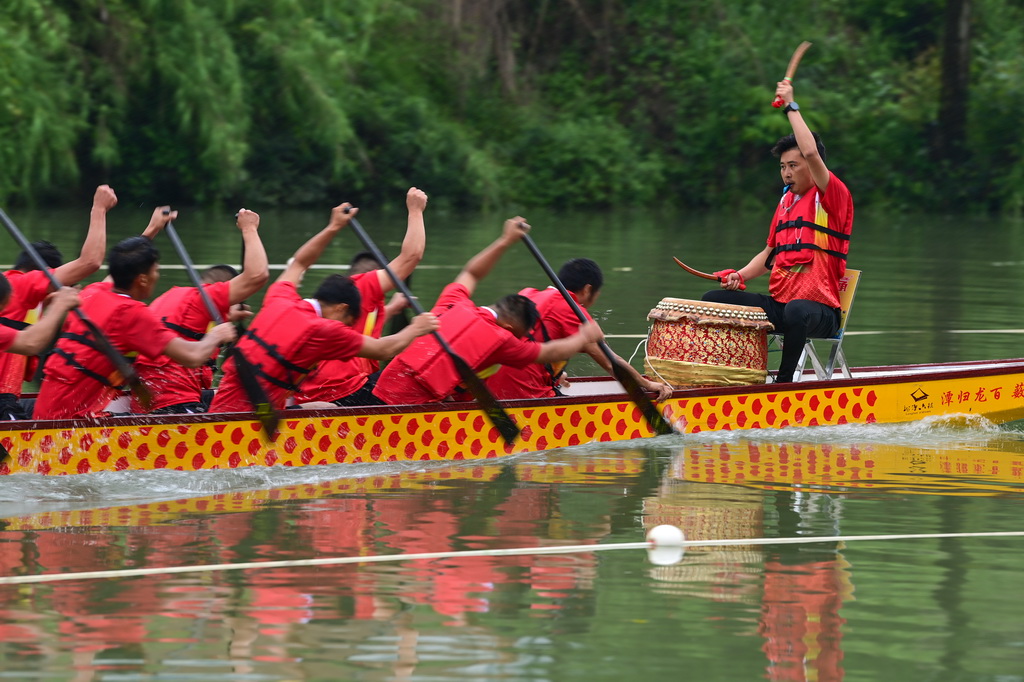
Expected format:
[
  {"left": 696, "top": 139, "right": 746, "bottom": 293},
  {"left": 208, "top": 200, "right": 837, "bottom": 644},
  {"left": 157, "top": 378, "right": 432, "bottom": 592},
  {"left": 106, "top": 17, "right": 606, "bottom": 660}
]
[{"left": 644, "top": 298, "right": 774, "bottom": 387}]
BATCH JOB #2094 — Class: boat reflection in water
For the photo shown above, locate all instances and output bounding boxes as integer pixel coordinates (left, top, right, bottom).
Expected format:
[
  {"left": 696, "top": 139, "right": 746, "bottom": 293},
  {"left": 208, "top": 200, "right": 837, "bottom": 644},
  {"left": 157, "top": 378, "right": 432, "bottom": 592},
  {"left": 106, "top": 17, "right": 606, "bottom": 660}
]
[
  {"left": 643, "top": 420, "right": 1024, "bottom": 681},
  {"left": 3, "top": 420, "right": 1023, "bottom": 679}
]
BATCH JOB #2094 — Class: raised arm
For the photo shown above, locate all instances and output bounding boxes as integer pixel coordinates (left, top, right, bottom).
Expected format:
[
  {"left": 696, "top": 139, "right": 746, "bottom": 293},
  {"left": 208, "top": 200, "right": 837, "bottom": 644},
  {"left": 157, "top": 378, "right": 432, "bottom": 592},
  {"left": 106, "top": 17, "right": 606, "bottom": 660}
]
[
  {"left": 377, "top": 187, "right": 427, "bottom": 292},
  {"left": 7, "top": 288, "right": 80, "bottom": 355},
  {"left": 776, "top": 80, "right": 829, "bottom": 192},
  {"left": 453, "top": 218, "right": 530, "bottom": 295},
  {"left": 228, "top": 209, "right": 270, "bottom": 303},
  {"left": 140, "top": 205, "right": 177, "bottom": 241},
  {"left": 52, "top": 186, "right": 117, "bottom": 286},
  {"left": 278, "top": 203, "right": 356, "bottom": 285}
]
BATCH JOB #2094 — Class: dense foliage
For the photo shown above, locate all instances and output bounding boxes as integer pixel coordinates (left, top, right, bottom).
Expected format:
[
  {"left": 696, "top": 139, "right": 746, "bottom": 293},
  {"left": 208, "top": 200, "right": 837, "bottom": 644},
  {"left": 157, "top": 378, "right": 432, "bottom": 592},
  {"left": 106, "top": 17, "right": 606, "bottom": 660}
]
[{"left": 1, "top": 0, "right": 1021, "bottom": 213}]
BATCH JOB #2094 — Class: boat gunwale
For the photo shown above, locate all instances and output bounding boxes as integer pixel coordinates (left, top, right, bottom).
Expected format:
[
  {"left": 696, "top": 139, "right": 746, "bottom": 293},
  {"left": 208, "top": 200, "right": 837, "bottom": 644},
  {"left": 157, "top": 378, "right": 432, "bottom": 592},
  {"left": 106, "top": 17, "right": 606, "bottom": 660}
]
[{"left": 1, "top": 357, "right": 1022, "bottom": 433}]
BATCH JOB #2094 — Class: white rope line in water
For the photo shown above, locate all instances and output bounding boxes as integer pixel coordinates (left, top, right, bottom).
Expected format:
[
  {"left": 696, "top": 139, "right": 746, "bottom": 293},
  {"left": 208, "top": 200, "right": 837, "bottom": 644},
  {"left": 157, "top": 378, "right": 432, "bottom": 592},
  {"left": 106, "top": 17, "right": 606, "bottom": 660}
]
[{"left": 1, "top": 530, "right": 1022, "bottom": 586}]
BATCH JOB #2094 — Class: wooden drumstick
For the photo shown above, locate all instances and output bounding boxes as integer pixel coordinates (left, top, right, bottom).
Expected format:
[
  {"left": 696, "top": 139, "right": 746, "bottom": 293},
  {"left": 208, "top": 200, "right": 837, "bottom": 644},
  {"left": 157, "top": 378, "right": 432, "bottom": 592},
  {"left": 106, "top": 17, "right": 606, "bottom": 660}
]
[{"left": 772, "top": 41, "right": 812, "bottom": 108}]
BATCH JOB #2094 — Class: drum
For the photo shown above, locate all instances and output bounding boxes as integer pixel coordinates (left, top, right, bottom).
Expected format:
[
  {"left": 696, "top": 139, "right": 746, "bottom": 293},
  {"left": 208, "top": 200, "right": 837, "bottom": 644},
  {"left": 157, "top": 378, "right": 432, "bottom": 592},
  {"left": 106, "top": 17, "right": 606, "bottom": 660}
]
[{"left": 644, "top": 298, "right": 774, "bottom": 387}]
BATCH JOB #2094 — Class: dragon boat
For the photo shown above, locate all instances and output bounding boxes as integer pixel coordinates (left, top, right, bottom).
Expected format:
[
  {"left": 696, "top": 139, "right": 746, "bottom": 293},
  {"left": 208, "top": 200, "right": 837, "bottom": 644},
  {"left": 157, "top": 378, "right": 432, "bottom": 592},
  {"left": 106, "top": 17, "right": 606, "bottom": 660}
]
[{"left": 2, "top": 357, "right": 1024, "bottom": 477}]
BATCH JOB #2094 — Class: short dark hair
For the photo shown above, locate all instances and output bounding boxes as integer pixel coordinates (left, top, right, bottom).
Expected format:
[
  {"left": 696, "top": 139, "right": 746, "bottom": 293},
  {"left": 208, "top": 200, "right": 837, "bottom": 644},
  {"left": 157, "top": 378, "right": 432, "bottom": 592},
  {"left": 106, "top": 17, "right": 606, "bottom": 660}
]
[
  {"left": 557, "top": 258, "right": 603, "bottom": 294},
  {"left": 0, "top": 272, "right": 11, "bottom": 308},
  {"left": 201, "top": 264, "right": 239, "bottom": 283},
  {"left": 493, "top": 294, "right": 539, "bottom": 333},
  {"left": 109, "top": 237, "right": 160, "bottom": 290},
  {"left": 313, "top": 274, "right": 361, "bottom": 320},
  {"left": 14, "top": 240, "right": 64, "bottom": 271},
  {"left": 771, "top": 132, "right": 827, "bottom": 163},
  {"left": 349, "top": 251, "right": 381, "bottom": 275}
]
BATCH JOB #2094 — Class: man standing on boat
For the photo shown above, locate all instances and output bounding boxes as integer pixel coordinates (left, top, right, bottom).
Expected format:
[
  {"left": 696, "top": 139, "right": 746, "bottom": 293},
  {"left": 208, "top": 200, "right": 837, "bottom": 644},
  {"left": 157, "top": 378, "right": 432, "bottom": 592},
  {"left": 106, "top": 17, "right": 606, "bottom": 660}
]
[
  {"left": 0, "top": 185, "right": 117, "bottom": 420},
  {"left": 293, "top": 187, "right": 426, "bottom": 407},
  {"left": 129, "top": 208, "right": 271, "bottom": 414},
  {"left": 370, "top": 219, "right": 604, "bottom": 406},
  {"left": 702, "top": 79, "right": 853, "bottom": 383},
  {"left": 208, "top": 202, "right": 440, "bottom": 414},
  {"left": 485, "top": 257, "right": 673, "bottom": 400},
  {"left": 32, "top": 236, "right": 239, "bottom": 420}
]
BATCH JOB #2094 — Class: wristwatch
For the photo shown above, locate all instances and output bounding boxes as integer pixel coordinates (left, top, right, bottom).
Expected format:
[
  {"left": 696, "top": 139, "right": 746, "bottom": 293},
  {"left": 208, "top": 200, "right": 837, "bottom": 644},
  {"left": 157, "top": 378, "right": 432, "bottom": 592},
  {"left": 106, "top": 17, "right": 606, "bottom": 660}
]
[{"left": 783, "top": 101, "right": 800, "bottom": 114}]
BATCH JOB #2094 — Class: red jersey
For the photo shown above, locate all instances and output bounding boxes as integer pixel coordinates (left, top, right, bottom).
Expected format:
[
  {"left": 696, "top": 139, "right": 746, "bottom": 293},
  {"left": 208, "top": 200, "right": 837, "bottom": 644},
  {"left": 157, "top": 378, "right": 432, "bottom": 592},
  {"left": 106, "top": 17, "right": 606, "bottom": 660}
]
[
  {"left": 372, "top": 283, "right": 541, "bottom": 405},
  {"left": 485, "top": 287, "right": 592, "bottom": 399},
  {"left": 767, "top": 172, "right": 853, "bottom": 308},
  {"left": 130, "top": 282, "right": 231, "bottom": 413},
  {"left": 0, "top": 325, "right": 17, "bottom": 353},
  {"left": 34, "top": 282, "right": 178, "bottom": 419},
  {"left": 293, "top": 271, "right": 385, "bottom": 403},
  {"left": 0, "top": 269, "right": 53, "bottom": 394},
  {"left": 209, "top": 281, "right": 366, "bottom": 413}
]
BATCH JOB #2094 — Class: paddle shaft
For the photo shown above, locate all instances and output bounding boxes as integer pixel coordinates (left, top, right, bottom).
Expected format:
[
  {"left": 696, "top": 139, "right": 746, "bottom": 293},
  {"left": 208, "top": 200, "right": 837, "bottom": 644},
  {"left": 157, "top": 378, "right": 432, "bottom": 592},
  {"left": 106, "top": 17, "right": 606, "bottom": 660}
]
[
  {"left": 520, "top": 234, "right": 675, "bottom": 436},
  {"left": 163, "top": 220, "right": 280, "bottom": 440},
  {"left": 343, "top": 211, "right": 520, "bottom": 445},
  {"left": 0, "top": 206, "right": 152, "bottom": 408}
]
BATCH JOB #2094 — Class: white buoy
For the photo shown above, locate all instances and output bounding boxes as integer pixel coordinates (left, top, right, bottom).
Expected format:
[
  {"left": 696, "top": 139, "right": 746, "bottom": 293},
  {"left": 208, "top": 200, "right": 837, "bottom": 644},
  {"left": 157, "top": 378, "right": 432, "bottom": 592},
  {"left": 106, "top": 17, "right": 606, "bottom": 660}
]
[
  {"left": 646, "top": 524, "right": 686, "bottom": 546},
  {"left": 646, "top": 525, "right": 686, "bottom": 566}
]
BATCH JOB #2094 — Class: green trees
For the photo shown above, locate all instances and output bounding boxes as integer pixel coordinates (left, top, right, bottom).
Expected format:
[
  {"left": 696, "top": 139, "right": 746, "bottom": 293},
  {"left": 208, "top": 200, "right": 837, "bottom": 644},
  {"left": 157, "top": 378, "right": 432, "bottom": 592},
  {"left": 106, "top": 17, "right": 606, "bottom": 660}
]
[{"left": 1, "top": 0, "right": 1022, "bottom": 212}]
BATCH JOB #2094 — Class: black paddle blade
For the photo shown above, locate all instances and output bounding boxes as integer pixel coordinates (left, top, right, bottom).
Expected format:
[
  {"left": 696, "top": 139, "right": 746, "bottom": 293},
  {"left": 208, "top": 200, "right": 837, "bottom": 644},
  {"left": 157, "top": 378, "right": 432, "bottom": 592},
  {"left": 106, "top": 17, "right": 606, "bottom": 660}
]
[
  {"left": 450, "top": 354, "right": 520, "bottom": 445},
  {"left": 606, "top": 348, "right": 674, "bottom": 436},
  {"left": 230, "top": 348, "right": 280, "bottom": 442}
]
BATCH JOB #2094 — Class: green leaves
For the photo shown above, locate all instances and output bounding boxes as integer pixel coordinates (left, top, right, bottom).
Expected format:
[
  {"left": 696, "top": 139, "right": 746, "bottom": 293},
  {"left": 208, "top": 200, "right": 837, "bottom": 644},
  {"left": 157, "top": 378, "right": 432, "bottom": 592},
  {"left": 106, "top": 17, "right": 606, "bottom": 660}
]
[{"left": 1, "top": 0, "right": 1024, "bottom": 213}]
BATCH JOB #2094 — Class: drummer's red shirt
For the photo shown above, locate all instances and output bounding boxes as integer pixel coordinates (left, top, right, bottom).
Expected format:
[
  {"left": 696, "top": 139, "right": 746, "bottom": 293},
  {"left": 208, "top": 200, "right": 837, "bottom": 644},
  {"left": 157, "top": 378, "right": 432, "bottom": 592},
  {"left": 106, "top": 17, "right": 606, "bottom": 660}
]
[
  {"left": 767, "top": 171, "right": 853, "bottom": 308},
  {"left": 130, "top": 281, "right": 231, "bottom": 413},
  {"left": 485, "top": 287, "right": 593, "bottom": 399},
  {"left": 372, "top": 283, "right": 541, "bottom": 405},
  {"left": 293, "top": 271, "right": 385, "bottom": 403},
  {"left": 34, "top": 282, "right": 178, "bottom": 420},
  {"left": 0, "top": 269, "right": 54, "bottom": 394}
]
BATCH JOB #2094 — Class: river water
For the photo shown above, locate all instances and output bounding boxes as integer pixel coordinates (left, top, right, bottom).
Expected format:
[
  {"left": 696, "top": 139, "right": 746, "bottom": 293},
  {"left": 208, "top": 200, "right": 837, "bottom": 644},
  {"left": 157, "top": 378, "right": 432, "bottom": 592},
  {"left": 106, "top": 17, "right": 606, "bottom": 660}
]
[{"left": 1, "top": 204, "right": 1023, "bottom": 680}]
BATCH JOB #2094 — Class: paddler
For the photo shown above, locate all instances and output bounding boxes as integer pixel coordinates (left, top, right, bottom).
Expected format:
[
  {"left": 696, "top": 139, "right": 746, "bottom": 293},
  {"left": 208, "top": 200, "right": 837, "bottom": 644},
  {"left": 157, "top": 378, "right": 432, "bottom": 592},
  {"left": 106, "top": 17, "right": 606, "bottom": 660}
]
[
  {"left": 32, "top": 236, "right": 238, "bottom": 419},
  {"left": 207, "top": 201, "right": 439, "bottom": 414},
  {"left": 293, "top": 187, "right": 426, "bottom": 407},
  {"left": 702, "top": 78, "right": 853, "bottom": 383},
  {"left": 0, "top": 185, "right": 116, "bottom": 419},
  {"left": 368, "top": 218, "right": 604, "bottom": 406},
  {"left": 129, "top": 208, "right": 271, "bottom": 414},
  {"left": 485, "top": 258, "right": 673, "bottom": 400}
]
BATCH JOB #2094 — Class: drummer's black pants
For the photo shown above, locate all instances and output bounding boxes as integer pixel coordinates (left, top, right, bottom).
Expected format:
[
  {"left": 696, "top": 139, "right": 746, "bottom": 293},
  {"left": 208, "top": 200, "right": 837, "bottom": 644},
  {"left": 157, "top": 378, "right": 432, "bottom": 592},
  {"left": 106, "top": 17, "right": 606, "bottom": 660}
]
[{"left": 701, "top": 291, "right": 840, "bottom": 383}]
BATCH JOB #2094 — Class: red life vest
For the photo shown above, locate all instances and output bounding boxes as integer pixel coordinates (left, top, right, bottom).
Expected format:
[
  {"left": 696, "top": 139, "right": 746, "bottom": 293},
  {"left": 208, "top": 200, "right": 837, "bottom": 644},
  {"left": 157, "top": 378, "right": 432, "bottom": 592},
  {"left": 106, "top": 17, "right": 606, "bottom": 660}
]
[
  {"left": 233, "top": 308, "right": 319, "bottom": 395},
  {"left": 0, "top": 269, "right": 51, "bottom": 394},
  {"left": 393, "top": 303, "right": 507, "bottom": 401},
  {"left": 769, "top": 189, "right": 850, "bottom": 269}
]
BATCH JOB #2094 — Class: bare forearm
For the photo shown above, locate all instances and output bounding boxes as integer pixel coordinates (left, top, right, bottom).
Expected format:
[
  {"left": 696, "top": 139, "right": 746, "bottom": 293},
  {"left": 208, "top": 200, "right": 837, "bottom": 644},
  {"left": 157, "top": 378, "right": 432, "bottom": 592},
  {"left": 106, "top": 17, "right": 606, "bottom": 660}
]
[
  {"left": 359, "top": 327, "right": 420, "bottom": 361},
  {"left": 231, "top": 229, "right": 270, "bottom": 301},
  {"left": 535, "top": 334, "right": 589, "bottom": 365},
  {"left": 386, "top": 209, "right": 425, "bottom": 283},
  {"left": 9, "top": 315, "right": 65, "bottom": 355},
  {"left": 164, "top": 338, "right": 221, "bottom": 368},
  {"left": 738, "top": 247, "right": 773, "bottom": 281},
  {"left": 462, "top": 236, "right": 515, "bottom": 283}
]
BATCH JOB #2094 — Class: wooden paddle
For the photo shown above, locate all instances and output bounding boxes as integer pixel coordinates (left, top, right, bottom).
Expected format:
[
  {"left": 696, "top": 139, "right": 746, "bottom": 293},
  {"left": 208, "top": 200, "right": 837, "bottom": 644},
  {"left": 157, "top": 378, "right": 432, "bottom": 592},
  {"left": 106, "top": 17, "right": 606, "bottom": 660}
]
[
  {"left": 163, "top": 219, "right": 280, "bottom": 441},
  {"left": 521, "top": 234, "right": 676, "bottom": 436},
  {"left": 343, "top": 209, "right": 521, "bottom": 445},
  {"left": 772, "top": 41, "right": 812, "bottom": 108},
  {"left": 0, "top": 206, "right": 153, "bottom": 409}
]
